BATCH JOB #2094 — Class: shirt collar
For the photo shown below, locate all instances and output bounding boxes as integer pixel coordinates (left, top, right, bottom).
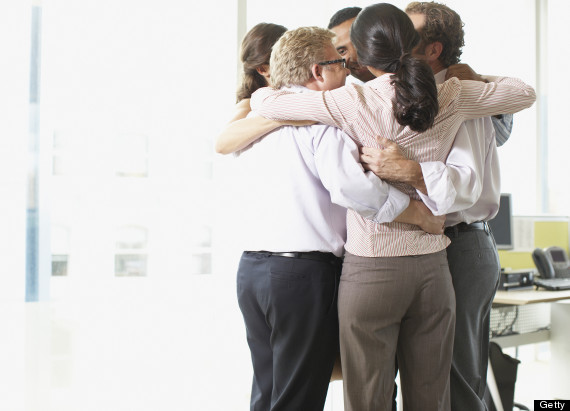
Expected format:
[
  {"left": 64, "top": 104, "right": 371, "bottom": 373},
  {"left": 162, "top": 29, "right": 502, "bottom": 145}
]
[
  {"left": 281, "top": 85, "right": 313, "bottom": 93},
  {"left": 434, "top": 69, "right": 447, "bottom": 85}
]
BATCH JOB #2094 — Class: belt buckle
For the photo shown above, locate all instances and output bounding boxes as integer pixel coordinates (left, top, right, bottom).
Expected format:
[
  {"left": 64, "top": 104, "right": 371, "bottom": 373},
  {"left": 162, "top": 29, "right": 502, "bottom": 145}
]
[{"left": 280, "top": 252, "right": 298, "bottom": 258}]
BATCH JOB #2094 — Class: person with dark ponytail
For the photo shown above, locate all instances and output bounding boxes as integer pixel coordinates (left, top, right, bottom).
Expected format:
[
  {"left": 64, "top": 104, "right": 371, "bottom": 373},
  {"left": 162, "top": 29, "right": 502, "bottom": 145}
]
[
  {"left": 245, "top": 4, "right": 535, "bottom": 410},
  {"left": 359, "top": 3, "right": 519, "bottom": 410},
  {"left": 349, "top": 6, "right": 439, "bottom": 132}
]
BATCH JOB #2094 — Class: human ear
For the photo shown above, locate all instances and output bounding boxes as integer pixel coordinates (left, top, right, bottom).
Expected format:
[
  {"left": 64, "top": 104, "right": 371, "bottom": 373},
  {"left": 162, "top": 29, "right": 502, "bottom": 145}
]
[
  {"left": 255, "top": 64, "right": 271, "bottom": 83},
  {"left": 426, "top": 41, "right": 443, "bottom": 61},
  {"left": 311, "top": 64, "right": 324, "bottom": 82}
]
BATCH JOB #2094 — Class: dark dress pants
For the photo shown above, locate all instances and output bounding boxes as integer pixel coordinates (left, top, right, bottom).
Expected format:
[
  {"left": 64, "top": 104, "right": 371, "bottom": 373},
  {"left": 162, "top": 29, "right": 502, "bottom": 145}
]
[
  {"left": 237, "top": 251, "right": 342, "bottom": 411},
  {"left": 445, "top": 227, "right": 501, "bottom": 411}
]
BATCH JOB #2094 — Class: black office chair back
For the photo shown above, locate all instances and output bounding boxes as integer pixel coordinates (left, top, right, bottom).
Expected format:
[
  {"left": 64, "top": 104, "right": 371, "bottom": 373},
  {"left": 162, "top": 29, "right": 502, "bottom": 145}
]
[{"left": 484, "top": 342, "right": 530, "bottom": 411}]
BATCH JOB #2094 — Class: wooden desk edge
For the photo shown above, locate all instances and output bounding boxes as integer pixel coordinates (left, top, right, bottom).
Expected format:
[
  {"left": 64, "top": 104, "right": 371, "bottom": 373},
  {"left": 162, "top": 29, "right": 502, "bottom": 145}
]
[{"left": 493, "top": 289, "right": 570, "bottom": 305}]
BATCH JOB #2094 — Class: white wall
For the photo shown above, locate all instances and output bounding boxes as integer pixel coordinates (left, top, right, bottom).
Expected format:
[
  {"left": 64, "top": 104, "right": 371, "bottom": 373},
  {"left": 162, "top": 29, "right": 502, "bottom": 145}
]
[{"left": 545, "top": 0, "right": 570, "bottom": 215}]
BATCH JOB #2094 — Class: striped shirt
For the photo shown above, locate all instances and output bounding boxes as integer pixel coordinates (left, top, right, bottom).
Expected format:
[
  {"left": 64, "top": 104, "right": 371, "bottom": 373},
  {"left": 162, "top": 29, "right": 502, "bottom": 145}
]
[
  {"left": 250, "top": 74, "right": 536, "bottom": 257},
  {"left": 492, "top": 113, "right": 514, "bottom": 147}
]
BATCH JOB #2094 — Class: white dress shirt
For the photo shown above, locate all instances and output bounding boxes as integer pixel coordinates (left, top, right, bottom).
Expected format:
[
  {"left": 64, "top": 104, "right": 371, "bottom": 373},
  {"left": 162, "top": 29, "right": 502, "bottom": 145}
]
[
  {"left": 235, "top": 86, "right": 409, "bottom": 257},
  {"left": 418, "top": 69, "right": 501, "bottom": 226},
  {"left": 345, "top": 75, "right": 365, "bottom": 86}
]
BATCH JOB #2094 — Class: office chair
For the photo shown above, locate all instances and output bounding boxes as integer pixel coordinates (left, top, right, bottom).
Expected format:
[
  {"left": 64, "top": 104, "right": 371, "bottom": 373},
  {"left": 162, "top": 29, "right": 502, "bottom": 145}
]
[{"left": 485, "top": 342, "right": 530, "bottom": 411}]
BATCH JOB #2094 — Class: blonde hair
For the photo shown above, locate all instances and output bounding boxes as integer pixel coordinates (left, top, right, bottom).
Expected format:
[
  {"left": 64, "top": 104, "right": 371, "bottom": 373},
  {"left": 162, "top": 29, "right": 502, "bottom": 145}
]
[{"left": 269, "top": 26, "right": 335, "bottom": 89}]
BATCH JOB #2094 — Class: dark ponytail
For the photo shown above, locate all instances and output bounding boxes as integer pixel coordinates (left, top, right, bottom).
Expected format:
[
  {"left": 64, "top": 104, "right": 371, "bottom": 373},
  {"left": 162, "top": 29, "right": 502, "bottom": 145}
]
[
  {"left": 236, "top": 23, "right": 287, "bottom": 103},
  {"left": 391, "top": 53, "right": 438, "bottom": 132},
  {"left": 351, "top": 3, "right": 438, "bottom": 132}
]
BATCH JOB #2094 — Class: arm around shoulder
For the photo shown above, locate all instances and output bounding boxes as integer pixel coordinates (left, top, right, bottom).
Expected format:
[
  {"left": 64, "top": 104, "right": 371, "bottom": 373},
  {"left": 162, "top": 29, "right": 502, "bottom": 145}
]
[
  {"left": 214, "top": 115, "right": 285, "bottom": 154},
  {"left": 456, "top": 75, "right": 536, "bottom": 120}
]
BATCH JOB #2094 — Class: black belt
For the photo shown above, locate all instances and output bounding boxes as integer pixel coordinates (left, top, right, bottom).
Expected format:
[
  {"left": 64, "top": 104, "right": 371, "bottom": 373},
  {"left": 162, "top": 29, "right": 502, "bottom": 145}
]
[
  {"left": 445, "top": 221, "right": 489, "bottom": 234},
  {"left": 246, "top": 251, "right": 341, "bottom": 264}
]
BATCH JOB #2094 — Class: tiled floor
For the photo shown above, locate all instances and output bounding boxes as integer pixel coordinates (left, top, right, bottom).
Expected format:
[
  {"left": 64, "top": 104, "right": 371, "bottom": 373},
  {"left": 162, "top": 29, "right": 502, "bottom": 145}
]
[{"left": 0, "top": 278, "right": 559, "bottom": 411}]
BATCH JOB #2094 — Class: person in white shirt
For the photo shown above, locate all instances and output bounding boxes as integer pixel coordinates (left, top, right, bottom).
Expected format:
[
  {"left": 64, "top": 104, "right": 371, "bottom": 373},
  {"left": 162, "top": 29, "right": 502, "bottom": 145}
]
[
  {"left": 231, "top": 26, "right": 444, "bottom": 411},
  {"left": 360, "top": 2, "right": 514, "bottom": 410}
]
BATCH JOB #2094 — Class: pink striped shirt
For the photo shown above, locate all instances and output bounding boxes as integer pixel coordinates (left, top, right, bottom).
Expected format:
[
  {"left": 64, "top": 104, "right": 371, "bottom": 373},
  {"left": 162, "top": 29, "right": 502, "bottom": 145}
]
[{"left": 250, "top": 74, "right": 536, "bottom": 257}]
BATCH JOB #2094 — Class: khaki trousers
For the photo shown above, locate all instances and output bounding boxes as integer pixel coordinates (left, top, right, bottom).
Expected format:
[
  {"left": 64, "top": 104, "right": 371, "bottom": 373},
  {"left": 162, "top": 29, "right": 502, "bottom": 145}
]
[{"left": 338, "top": 250, "right": 455, "bottom": 411}]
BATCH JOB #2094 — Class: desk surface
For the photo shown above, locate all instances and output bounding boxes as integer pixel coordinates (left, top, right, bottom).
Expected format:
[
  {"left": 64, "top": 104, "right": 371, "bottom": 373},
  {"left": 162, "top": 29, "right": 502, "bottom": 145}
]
[{"left": 494, "top": 288, "right": 570, "bottom": 305}]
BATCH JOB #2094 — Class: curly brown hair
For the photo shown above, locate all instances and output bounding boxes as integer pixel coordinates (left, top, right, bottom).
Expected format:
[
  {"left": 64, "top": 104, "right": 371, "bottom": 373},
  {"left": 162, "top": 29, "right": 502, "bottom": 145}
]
[{"left": 405, "top": 1, "right": 464, "bottom": 68}]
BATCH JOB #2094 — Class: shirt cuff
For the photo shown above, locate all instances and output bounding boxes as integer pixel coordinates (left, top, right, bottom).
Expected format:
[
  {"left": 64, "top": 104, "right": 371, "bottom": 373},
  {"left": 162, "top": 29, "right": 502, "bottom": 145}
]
[
  {"left": 374, "top": 185, "right": 410, "bottom": 223},
  {"left": 417, "top": 162, "right": 456, "bottom": 215}
]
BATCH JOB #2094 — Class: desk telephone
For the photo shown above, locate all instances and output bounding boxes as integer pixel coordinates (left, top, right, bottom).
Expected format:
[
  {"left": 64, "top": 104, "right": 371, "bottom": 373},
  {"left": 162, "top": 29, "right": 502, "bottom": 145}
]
[
  {"left": 532, "top": 246, "right": 570, "bottom": 290},
  {"left": 532, "top": 247, "right": 570, "bottom": 278}
]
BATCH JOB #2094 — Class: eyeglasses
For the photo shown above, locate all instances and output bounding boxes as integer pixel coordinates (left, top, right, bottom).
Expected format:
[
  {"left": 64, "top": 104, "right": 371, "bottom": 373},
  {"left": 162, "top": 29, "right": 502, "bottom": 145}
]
[{"left": 317, "top": 58, "right": 346, "bottom": 69}]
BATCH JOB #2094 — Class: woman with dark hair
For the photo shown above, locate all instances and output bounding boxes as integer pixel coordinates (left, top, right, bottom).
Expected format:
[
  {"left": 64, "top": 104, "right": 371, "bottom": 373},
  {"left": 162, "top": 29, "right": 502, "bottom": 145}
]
[
  {"left": 215, "top": 23, "right": 314, "bottom": 154},
  {"left": 349, "top": 4, "right": 438, "bottom": 132},
  {"left": 242, "top": 4, "right": 535, "bottom": 410},
  {"left": 236, "top": 22, "right": 287, "bottom": 104},
  {"left": 214, "top": 22, "right": 295, "bottom": 154}
]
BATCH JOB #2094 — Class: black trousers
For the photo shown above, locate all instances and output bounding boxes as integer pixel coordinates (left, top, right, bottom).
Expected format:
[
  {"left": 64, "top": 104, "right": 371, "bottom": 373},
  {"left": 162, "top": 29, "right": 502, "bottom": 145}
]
[
  {"left": 445, "top": 226, "right": 501, "bottom": 411},
  {"left": 237, "top": 251, "right": 342, "bottom": 411}
]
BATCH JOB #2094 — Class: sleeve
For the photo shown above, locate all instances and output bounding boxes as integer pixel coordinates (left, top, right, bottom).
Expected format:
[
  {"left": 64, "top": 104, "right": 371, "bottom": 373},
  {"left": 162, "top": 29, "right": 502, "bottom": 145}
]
[
  {"left": 417, "top": 122, "right": 485, "bottom": 215},
  {"left": 492, "top": 113, "right": 513, "bottom": 147},
  {"left": 447, "top": 76, "right": 536, "bottom": 120},
  {"left": 249, "top": 86, "right": 360, "bottom": 132},
  {"left": 313, "top": 127, "right": 410, "bottom": 223}
]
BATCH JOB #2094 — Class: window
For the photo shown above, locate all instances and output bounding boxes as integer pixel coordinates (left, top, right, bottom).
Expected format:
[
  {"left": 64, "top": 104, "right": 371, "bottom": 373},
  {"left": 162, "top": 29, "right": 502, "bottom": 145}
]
[
  {"left": 52, "top": 255, "right": 69, "bottom": 276},
  {"left": 115, "top": 225, "right": 148, "bottom": 277},
  {"left": 39, "top": 0, "right": 237, "bottom": 294},
  {"left": 51, "top": 226, "right": 70, "bottom": 276}
]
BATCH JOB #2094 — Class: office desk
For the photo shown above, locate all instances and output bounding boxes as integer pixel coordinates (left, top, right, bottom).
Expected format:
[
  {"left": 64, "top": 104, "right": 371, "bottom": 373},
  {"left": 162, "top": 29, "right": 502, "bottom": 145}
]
[
  {"left": 491, "top": 288, "right": 570, "bottom": 400},
  {"left": 491, "top": 288, "right": 570, "bottom": 347},
  {"left": 494, "top": 288, "right": 570, "bottom": 305}
]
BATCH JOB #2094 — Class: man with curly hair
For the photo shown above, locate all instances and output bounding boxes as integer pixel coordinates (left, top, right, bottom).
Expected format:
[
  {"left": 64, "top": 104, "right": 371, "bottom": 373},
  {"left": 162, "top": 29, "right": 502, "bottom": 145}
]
[
  {"left": 406, "top": 1, "right": 465, "bottom": 70},
  {"left": 405, "top": 1, "right": 513, "bottom": 144}
]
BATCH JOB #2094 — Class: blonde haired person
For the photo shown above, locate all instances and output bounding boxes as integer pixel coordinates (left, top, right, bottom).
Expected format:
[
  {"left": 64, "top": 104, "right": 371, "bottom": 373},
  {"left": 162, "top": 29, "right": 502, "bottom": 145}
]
[{"left": 229, "top": 25, "right": 444, "bottom": 411}]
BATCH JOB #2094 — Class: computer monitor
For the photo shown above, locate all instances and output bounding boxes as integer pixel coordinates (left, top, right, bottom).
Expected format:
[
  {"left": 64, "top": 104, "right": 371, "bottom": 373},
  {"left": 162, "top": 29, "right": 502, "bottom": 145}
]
[{"left": 488, "top": 193, "right": 514, "bottom": 250}]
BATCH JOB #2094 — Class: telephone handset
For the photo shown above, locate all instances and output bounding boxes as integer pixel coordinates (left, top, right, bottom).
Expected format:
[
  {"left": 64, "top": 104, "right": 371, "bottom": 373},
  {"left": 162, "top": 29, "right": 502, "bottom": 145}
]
[{"left": 531, "top": 246, "right": 570, "bottom": 279}]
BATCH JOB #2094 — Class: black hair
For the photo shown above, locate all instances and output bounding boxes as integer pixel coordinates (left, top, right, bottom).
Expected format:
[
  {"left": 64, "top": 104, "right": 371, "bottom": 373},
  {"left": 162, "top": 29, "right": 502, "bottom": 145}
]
[
  {"left": 350, "top": 3, "right": 438, "bottom": 132},
  {"left": 327, "top": 7, "right": 362, "bottom": 29},
  {"left": 236, "top": 23, "right": 287, "bottom": 102}
]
